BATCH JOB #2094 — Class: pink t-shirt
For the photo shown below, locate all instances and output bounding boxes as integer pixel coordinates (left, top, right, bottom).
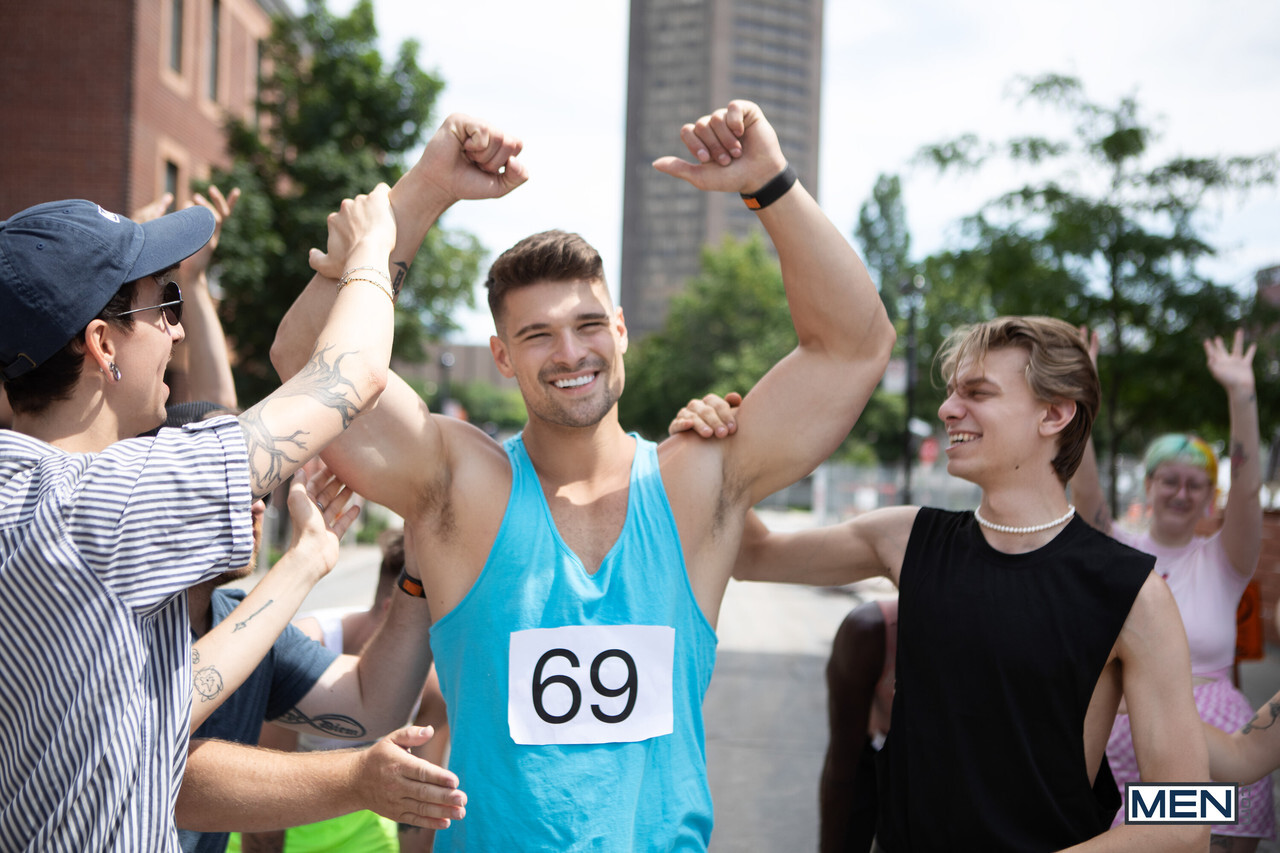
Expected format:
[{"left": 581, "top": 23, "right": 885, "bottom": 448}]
[{"left": 1112, "top": 528, "right": 1248, "bottom": 675}]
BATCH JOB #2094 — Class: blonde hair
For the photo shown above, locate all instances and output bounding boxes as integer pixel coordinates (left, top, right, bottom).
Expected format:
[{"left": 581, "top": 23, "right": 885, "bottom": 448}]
[{"left": 938, "top": 316, "right": 1099, "bottom": 484}]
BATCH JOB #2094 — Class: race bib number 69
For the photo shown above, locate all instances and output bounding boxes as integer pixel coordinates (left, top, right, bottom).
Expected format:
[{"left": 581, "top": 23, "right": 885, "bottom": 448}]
[{"left": 508, "top": 625, "right": 675, "bottom": 745}]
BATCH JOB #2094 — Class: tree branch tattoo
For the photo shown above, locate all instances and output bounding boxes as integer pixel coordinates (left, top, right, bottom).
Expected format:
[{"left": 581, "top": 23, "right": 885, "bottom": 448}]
[
  {"left": 239, "top": 345, "right": 362, "bottom": 494},
  {"left": 275, "top": 707, "right": 368, "bottom": 739},
  {"left": 1240, "top": 701, "right": 1280, "bottom": 735}
]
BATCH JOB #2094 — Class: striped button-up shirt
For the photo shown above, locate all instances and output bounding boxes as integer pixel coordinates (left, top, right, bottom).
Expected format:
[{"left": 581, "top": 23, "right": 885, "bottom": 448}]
[{"left": 0, "top": 417, "right": 253, "bottom": 851}]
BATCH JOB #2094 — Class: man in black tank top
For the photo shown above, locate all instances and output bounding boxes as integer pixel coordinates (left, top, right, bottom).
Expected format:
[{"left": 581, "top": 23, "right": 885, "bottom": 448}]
[{"left": 677, "top": 317, "right": 1209, "bottom": 852}]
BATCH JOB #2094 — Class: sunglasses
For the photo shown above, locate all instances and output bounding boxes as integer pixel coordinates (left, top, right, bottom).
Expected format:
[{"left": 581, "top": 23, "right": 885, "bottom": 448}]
[{"left": 115, "top": 280, "right": 183, "bottom": 327}]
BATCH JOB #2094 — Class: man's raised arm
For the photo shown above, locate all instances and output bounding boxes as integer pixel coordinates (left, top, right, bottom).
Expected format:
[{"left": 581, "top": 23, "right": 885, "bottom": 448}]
[
  {"left": 270, "top": 114, "right": 525, "bottom": 510},
  {"left": 236, "top": 183, "right": 397, "bottom": 498},
  {"left": 654, "top": 101, "right": 894, "bottom": 504}
]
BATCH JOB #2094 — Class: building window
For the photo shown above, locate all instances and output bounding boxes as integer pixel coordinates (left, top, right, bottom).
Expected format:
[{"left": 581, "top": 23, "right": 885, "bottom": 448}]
[
  {"left": 165, "top": 161, "right": 181, "bottom": 208},
  {"left": 207, "top": 0, "right": 221, "bottom": 101},
  {"left": 169, "top": 0, "right": 184, "bottom": 73}
]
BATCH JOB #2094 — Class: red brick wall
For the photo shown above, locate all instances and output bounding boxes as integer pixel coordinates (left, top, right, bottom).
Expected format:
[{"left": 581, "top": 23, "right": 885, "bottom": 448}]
[
  {"left": 1, "top": 0, "right": 272, "bottom": 218},
  {"left": 129, "top": 0, "right": 272, "bottom": 212},
  {"left": 0, "top": 0, "right": 134, "bottom": 213}
]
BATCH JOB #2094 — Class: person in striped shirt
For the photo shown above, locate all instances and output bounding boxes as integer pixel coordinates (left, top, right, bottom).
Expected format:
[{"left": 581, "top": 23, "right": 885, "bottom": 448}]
[{"left": 0, "top": 180, "right": 402, "bottom": 850}]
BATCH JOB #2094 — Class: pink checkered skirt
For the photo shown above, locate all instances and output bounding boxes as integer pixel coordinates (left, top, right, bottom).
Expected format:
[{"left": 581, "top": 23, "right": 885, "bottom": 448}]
[{"left": 1106, "top": 676, "right": 1275, "bottom": 838}]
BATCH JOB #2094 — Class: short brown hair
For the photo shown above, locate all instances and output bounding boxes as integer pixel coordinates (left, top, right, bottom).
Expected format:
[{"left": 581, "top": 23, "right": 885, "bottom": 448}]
[
  {"left": 485, "top": 230, "right": 604, "bottom": 328},
  {"left": 937, "top": 316, "right": 1098, "bottom": 484}
]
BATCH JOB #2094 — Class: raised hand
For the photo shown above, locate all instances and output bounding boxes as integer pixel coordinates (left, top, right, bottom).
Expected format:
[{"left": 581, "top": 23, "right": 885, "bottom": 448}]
[
  {"left": 130, "top": 192, "right": 174, "bottom": 224},
  {"left": 411, "top": 113, "right": 528, "bottom": 206},
  {"left": 669, "top": 392, "right": 743, "bottom": 438},
  {"left": 182, "top": 185, "right": 241, "bottom": 280},
  {"left": 285, "top": 458, "right": 361, "bottom": 577},
  {"left": 652, "top": 100, "right": 788, "bottom": 195},
  {"left": 310, "top": 183, "right": 397, "bottom": 280},
  {"left": 1205, "top": 328, "right": 1256, "bottom": 394}
]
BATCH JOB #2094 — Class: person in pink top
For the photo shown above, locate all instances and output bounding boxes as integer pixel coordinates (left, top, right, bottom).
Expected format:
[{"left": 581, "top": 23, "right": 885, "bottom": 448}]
[{"left": 1071, "top": 328, "right": 1268, "bottom": 853}]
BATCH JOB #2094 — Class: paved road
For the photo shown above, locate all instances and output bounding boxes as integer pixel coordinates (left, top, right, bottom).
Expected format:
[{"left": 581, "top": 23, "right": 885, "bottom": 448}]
[{"left": 238, "top": 508, "right": 1280, "bottom": 851}]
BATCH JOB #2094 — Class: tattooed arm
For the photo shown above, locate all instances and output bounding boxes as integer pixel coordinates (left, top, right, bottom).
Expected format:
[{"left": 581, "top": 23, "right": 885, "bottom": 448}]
[
  {"left": 1205, "top": 695, "right": 1280, "bottom": 786},
  {"left": 238, "top": 184, "right": 397, "bottom": 499},
  {"left": 1208, "top": 330, "right": 1262, "bottom": 577},
  {"left": 270, "top": 114, "right": 524, "bottom": 514},
  {"left": 271, "top": 535, "right": 434, "bottom": 742},
  {"left": 190, "top": 463, "right": 358, "bottom": 731}
]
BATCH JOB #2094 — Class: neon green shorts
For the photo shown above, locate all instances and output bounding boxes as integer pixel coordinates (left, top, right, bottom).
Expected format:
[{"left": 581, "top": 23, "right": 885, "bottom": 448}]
[{"left": 226, "top": 810, "right": 398, "bottom": 853}]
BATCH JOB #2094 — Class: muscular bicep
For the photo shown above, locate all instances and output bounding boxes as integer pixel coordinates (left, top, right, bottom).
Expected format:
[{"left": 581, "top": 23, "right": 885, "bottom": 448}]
[
  {"left": 317, "top": 370, "right": 447, "bottom": 515},
  {"left": 725, "top": 344, "right": 890, "bottom": 506}
]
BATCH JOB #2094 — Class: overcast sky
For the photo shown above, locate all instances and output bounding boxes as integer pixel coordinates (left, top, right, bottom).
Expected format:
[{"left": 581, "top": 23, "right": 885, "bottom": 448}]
[{"left": 339, "top": 0, "right": 1280, "bottom": 342}]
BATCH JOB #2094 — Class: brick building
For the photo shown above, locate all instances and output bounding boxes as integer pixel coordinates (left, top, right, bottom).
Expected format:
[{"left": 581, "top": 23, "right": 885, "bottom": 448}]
[{"left": 0, "top": 0, "right": 285, "bottom": 218}]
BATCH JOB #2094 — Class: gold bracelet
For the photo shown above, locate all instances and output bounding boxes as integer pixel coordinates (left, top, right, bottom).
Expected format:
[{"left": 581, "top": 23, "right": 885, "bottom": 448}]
[
  {"left": 341, "top": 265, "right": 392, "bottom": 287},
  {"left": 336, "top": 276, "right": 396, "bottom": 304}
]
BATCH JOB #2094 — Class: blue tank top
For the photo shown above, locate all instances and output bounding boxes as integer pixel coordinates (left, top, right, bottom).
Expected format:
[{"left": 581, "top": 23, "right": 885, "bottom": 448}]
[{"left": 430, "top": 433, "right": 718, "bottom": 852}]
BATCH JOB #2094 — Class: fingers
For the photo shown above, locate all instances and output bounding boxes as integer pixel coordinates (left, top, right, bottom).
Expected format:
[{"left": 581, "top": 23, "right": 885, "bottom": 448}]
[
  {"left": 461, "top": 121, "right": 524, "bottom": 174},
  {"left": 669, "top": 393, "right": 741, "bottom": 438},
  {"left": 377, "top": 726, "right": 466, "bottom": 829},
  {"left": 131, "top": 193, "right": 174, "bottom": 223},
  {"left": 654, "top": 100, "right": 781, "bottom": 194},
  {"left": 308, "top": 465, "right": 357, "bottom": 523}
]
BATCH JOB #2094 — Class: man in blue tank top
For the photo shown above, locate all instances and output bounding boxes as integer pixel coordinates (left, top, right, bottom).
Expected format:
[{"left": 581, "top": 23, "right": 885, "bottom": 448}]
[
  {"left": 272, "top": 102, "right": 896, "bottom": 850},
  {"left": 679, "top": 317, "right": 1211, "bottom": 852}
]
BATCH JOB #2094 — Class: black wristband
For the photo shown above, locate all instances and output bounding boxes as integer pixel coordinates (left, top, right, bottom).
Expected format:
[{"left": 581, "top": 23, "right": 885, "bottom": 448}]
[
  {"left": 397, "top": 567, "right": 426, "bottom": 599},
  {"left": 740, "top": 164, "right": 797, "bottom": 210}
]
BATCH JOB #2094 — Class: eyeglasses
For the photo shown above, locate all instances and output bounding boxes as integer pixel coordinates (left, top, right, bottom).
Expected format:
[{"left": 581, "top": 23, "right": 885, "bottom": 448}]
[
  {"left": 1153, "top": 473, "right": 1211, "bottom": 496},
  {"left": 115, "top": 280, "right": 183, "bottom": 327}
]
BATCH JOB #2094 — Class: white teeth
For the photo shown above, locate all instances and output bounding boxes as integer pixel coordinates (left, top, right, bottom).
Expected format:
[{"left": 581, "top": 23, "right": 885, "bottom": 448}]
[
  {"left": 554, "top": 374, "right": 594, "bottom": 388},
  {"left": 949, "top": 433, "right": 977, "bottom": 445}
]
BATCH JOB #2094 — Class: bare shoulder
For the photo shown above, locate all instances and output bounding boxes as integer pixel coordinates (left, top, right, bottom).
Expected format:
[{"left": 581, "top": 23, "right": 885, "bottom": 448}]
[
  {"left": 656, "top": 431, "right": 735, "bottom": 523},
  {"left": 846, "top": 505, "right": 919, "bottom": 580},
  {"left": 1116, "top": 572, "right": 1184, "bottom": 659}
]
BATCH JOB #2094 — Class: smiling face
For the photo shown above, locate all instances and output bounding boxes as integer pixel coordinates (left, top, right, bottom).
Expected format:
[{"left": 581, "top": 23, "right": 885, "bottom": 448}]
[
  {"left": 1146, "top": 461, "right": 1215, "bottom": 534},
  {"left": 491, "top": 277, "right": 628, "bottom": 430},
  {"left": 112, "top": 272, "right": 185, "bottom": 436},
  {"left": 938, "top": 346, "right": 1059, "bottom": 489}
]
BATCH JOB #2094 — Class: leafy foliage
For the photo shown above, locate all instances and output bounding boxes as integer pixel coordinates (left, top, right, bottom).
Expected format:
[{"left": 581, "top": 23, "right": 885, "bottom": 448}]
[
  {"left": 207, "top": 0, "right": 483, "bottom": 403},
  {"left": 619, "top": 235, "right": 795, "bottom": 439}
]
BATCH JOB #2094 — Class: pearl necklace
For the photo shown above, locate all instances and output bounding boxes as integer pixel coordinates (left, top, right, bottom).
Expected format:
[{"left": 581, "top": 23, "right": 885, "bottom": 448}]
[{"left": 973, "top": 504, "right": 1076, "bottom": 535}]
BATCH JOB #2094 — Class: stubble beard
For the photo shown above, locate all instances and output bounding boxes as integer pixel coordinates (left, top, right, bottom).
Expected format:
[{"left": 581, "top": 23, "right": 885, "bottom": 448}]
[{"left": 527, "top": 362, "right": 620, "bottom": 429}]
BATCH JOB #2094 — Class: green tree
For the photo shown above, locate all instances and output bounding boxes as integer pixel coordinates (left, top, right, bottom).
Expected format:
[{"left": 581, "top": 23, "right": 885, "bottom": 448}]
[
  {"left": 208, "top": 0, "right": 484, "bottom": 403},
  {"left": 917, "top": 73, "right": 1278, "bottom": 510},
  {"left": 619, "top": 235, "right": 795, "bottom": 439},
  {"left": 852, "top": 173, "right": 923, "bottom": 466},
  {"left": 855, "top": 173, "right": 913, "bottom": 323}
]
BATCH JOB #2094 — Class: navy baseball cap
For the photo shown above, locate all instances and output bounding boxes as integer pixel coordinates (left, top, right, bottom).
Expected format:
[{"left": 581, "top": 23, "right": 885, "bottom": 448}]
[{"left": 0, "top": 199, "right": 216, "bottom": 380}]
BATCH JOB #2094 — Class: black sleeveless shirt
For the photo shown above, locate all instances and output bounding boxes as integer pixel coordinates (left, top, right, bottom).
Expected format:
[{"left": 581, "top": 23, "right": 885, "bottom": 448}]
[{"left": 876, "top": 509, "right": 1153, "bottom": 852}]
